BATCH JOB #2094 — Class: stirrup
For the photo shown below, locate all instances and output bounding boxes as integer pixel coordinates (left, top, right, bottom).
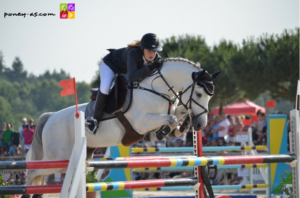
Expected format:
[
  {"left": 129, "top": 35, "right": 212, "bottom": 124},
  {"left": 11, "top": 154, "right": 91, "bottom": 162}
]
[{"left": 85, "top": 117, "right": 98, "bottom": 134}]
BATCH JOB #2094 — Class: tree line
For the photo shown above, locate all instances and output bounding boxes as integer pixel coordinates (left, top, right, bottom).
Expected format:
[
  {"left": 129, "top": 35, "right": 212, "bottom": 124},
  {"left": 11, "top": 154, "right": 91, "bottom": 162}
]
[{"left": 0, "top": 28, "right": 298, "bottom": 127}]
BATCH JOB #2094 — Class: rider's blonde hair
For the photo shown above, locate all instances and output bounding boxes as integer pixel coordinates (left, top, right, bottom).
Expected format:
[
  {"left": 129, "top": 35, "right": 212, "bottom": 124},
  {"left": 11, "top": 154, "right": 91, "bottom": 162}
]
[{"left": 127, "top": 40, "right": 141, "bottom": 50}]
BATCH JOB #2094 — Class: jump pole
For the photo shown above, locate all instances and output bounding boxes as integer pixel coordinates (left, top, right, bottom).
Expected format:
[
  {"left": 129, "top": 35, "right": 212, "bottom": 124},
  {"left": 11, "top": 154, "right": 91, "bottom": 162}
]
[
  {"left": 131, "top": 145, "right": 268, "bottom": 153},
  {"left": 0, "top": 155, "right": 294, "bottom": 170}
]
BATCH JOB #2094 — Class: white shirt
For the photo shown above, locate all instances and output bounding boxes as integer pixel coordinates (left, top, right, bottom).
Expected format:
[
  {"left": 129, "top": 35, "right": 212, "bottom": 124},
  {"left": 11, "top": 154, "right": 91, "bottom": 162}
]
[{"left": 218, "top": 118, "right": 230, "bottom": 137}]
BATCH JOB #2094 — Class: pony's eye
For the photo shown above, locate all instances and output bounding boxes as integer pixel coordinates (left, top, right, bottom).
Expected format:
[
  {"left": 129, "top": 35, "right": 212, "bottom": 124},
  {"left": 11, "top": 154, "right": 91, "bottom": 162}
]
[{"left": 196, "top": 93, "right": 202, "bottom": 98}]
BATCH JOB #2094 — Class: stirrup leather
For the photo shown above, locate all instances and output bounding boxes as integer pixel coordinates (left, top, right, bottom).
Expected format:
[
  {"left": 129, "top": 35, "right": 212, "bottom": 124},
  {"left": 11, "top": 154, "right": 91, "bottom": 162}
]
[{"left": 85, "top": 117, "right": 98, "bottom": 134}]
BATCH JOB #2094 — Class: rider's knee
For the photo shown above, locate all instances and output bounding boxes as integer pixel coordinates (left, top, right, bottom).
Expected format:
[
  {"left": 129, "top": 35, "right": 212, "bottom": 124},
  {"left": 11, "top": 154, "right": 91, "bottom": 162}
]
[{"left": 100, "top": 86, "right": 110, "bottom": 95}]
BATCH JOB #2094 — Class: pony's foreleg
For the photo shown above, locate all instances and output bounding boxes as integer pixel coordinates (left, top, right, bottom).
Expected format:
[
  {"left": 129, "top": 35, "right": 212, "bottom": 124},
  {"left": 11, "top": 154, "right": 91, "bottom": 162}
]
[
  {"left": 174, "top": 105, "right": 188, "bottom": 120},
  {"left": 137, "top": 114, "right": 178, "bottom": 133},
  {"left": 137, "top": 114, "right": 178, "bottom": 141}
]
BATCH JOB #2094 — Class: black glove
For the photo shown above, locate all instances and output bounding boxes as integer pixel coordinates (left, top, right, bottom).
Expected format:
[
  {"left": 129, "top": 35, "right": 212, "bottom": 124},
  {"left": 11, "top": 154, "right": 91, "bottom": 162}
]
[{"left": 148, "top": 58, "right": 163, "bottom": 71}]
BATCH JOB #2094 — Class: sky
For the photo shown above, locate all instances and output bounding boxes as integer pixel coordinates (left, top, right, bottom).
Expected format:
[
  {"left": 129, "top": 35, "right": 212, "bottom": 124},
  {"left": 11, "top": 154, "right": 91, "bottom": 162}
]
[{"left": 0, "top": 0, "right": 299, "bottom": 83}]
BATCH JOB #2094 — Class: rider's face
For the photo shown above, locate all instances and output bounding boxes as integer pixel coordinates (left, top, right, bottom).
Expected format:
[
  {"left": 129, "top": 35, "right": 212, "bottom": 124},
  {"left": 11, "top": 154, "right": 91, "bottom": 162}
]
[{"left": 143, "top": 49, "right": 157, "bottom": 62}]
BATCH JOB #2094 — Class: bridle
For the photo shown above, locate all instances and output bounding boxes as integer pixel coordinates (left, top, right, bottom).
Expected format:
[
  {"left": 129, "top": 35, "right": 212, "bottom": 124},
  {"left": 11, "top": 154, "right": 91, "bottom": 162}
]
[{"left": 131, "top": 66, "right": 214, "bottom": 120}]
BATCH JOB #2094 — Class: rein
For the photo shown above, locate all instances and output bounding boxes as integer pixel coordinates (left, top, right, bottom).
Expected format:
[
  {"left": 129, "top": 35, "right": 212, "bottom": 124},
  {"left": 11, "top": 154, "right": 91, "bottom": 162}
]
[{"left": 129, "top": 66, "right": 210, "bottom": 118}]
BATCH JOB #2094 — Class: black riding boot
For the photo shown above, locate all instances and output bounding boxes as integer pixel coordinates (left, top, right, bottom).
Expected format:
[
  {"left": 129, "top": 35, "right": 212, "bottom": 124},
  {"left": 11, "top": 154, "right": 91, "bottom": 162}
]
[{"left": 85, "top": 91, "right": 108, "bottom": 134}]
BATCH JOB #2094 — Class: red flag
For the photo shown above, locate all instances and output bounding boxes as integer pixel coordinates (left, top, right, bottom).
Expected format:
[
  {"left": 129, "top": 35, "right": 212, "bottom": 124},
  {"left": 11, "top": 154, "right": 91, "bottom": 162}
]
[
  {"left": 266, "top": 100, "right": 276, "bottom": 107},
  {"left": 251, "top": 115, "right": 259, "bottom": 122},
  {"left": 243, "top": 120, "right": 251, "bottom": 126},
  {"left": 59, "top": 78, "right": 79, "bottom": 118},
  {"left": 59, "top": 78, "right": 75, "bottom": 96}
]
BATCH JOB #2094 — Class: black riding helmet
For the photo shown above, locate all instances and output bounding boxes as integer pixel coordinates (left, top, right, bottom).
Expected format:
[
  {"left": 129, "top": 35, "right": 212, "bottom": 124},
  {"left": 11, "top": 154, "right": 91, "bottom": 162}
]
[{"left": 140, "top": 33, "right": 163, "bottom": 51}]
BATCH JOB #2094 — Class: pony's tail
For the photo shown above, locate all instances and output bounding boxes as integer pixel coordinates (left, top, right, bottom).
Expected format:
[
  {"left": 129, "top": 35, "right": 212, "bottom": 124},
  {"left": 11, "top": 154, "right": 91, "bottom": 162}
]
[{"left": 27, "top": 112, "right": 53, "bottom": 161}]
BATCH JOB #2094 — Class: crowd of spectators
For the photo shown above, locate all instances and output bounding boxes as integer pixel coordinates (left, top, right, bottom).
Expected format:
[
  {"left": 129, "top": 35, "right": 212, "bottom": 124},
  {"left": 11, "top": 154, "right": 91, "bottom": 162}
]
[
  {"left": 0, "top": 118, "right": 35, "bottom": 157},
  {"left": 0, "top": 118, "right": 35, "bottom": 185},
  {"left": 132, "top": 111, "right": 272, "bottom": 149}
]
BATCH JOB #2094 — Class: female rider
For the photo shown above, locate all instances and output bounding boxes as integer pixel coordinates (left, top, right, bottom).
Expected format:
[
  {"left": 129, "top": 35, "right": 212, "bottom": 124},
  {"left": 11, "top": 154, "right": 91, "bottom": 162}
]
[{"left": 85, "top": 33, "right": 163, "bottom": 134}]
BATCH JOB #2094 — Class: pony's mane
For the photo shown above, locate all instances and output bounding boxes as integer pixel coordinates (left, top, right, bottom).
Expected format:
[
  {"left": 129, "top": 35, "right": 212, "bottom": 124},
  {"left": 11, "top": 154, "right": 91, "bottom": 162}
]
[{"left": 163, "top": 57, "right": 201, "bottom": 70}]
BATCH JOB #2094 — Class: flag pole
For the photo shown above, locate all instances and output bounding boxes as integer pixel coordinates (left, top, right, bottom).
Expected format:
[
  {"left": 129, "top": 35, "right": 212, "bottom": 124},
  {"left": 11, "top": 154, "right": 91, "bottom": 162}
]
[
  {"left": 73, "top": 77, "right": 79, "bottom": 118},
  {"left": 295, "top": 80, "right": 300, "bottom": 110}
]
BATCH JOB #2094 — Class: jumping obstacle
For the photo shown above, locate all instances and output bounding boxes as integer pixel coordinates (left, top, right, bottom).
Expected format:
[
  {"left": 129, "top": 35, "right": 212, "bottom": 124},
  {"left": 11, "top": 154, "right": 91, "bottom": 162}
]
[
  {"left": 0, "top": 155, "right": 292, "bottom": 170},
  {"left": 131, "top": 145, "right": 268, "bottom": 153},
  {"left": 135, "top": 184, "right": 269, "bottom": 191},
  {"left": 133, "top": 164, "right": 269, "bottom": 171},
  {"left": 98, "top": 109, "right": 299, "bottom": 197},
  {"left": 0, "top": 81, "right": 299, "bottom": 198},
  {"left": 0, "top": 178, "right": 198, "bottom": 194}
]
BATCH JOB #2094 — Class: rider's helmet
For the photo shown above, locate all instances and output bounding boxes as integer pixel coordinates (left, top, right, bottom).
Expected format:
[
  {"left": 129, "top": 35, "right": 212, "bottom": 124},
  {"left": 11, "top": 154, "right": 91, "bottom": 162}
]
[{"left": 140, "top": 33, "right": 163, "bottom": 51}]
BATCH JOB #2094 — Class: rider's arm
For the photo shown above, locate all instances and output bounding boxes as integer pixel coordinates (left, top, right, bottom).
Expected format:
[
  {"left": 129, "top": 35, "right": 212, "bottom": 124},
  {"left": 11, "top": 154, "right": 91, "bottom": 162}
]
[{"left": 126, "top": 49, "right": 152, "bottom": 82}]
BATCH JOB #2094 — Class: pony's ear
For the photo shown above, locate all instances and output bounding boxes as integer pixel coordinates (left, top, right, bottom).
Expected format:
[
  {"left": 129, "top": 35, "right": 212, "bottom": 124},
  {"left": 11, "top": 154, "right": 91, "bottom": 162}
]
[
  {"left": 199, "top": 69, "right": 206, "bottom": 79},
  {"left": 211, "top": 71, "right": 221, "bottom": 80}
]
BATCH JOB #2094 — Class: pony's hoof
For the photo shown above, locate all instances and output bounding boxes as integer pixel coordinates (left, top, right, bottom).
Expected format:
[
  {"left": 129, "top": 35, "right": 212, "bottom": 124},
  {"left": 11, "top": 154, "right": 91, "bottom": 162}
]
[{"left": 156, "top": 125, "right": 171, "bottom": 140}]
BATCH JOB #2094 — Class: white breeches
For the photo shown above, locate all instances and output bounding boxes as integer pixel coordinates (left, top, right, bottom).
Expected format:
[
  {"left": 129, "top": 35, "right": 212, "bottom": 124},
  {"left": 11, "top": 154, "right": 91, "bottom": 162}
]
[{"left": 99, "top": 60, "right": 115, "bottom": 95}]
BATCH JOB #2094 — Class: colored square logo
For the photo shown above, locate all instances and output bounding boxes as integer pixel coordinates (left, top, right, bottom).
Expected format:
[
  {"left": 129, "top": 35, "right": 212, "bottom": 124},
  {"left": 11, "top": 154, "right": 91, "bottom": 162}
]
[
  {"left": 60, "top": 11, "right": 68, "bottom": 19},
  {"left": 60, "top": 3, "right": 75, "bottom": 19},
  {"left": 68, "top": 3, "right": 75, "bottom": 11},
  {"left": 60, "top": 3, "right": 68, "bottom": 11},
  {"left": 68, "top": 11, "right": 75, "bottom": 19}
]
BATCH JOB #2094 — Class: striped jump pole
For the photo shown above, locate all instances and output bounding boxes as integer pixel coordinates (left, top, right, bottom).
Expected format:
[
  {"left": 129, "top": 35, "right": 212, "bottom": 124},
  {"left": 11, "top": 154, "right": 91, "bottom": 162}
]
[
  {"left": 0, "top": 178, "right": 198, "bottom": 195},
  {"left": 0, "top": 156, "right": 279, "bottom": 170},
  {"left": 135, "top": 184, "right": 269, "bottom": 191},
  {"left": 131, "top": 146, "right": 268, "bottom": 153},
  {"left": 87, "top": 154, "right": 294, "bottom": 169},
  {"left": 0, "top": 160, "right": 69, "bottom": 170},
  {"left": 133, "top": 164, "right": 269, "bottom": 172}
]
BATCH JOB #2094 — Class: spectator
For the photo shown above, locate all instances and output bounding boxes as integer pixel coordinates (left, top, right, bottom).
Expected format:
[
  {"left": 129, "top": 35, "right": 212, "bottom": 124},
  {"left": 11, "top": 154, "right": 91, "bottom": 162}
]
[
  {"left": 203, "top": 116, "right": 214, "bottom": 142},
  {"left": 255, "top": 113, "right": 266, "bottom": 144},
  {"left": 29, "top": 119, "right": 34, "bottom": 129},
  {"left": 209, "top": 171, "right": 224, "bottom": 185},
  {"left": 218, "top": 138, "right": 226, "bottom": 146},
  {"left": 225, "top": 116, "right": 235, "bottom": 143},
  {"left": 211, "top": 115, "right": 221, "bottom": 140},
  {"left": 19, "top": 118, "right": 27, "bottom": 153},
  {"left": 8, "top": 143, "right": 17, "bottom": 156},
  {"left": 217, "top": 138, "right": 227, "bottom": 155},
  {"left": 0, "top": 146, "right": 7, "bottom": 156},
  {"left": 212, "top": 113, "right": 230, "bottom": 142},
  {"left": 211, "top": 139, "right": 218, "bottom": 146},
  {"left": 175, "top": 139, "right": 184, "bottom": 147},
  {"left": 0, "top": 123, "right": 6, "bottom": 149},
  {"left": 2, "top": 123, "right": 13, "bottom": 153},
  {"left": 23, "top": 124, "right": 34, "bottom": 154},
  {"left": 226, "top": 116, "right": 243, "bottom": 144},
  {"left": 18, "top": 118, "right": 27, "bottom": 134}
]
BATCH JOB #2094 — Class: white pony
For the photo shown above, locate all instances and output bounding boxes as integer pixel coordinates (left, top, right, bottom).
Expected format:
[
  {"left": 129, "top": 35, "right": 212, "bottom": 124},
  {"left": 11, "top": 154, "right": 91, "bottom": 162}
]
[{"left": 25, "top": 58, "right": 220, "bottom": 197}]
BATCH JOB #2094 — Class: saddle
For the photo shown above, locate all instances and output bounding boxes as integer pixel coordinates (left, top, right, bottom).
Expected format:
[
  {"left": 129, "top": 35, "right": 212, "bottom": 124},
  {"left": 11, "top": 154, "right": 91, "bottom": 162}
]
[{"left": 85, "top": 75, "right": 144, "bottom": 146}]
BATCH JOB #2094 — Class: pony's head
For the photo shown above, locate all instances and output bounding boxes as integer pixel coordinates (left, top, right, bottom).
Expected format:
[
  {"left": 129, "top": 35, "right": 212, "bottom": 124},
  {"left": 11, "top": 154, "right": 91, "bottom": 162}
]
[{"left": 181, "top": 69, "right": 221, "bottom": 131}]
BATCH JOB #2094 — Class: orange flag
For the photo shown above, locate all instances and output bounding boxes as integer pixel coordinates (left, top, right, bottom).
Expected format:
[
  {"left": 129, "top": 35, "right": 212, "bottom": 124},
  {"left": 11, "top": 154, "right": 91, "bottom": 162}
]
[
  {"left": 59, "top": 78, "right": 76, "bottom": 96},
  {"left": 243, "top": 120, "right": 251, "bottom": 126},
  {"left": 266, "top": 100, "right": 276, "bottom": 107},
  {"left": 251, "top": 115, "right": 259, "bottom": 122},
  {"left": 59, "top": 78, "right": 79, "bottom": 118}
]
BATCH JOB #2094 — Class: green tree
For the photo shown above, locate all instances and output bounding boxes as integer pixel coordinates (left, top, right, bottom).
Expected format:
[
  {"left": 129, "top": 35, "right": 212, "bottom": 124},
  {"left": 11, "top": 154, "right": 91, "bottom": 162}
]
[
  {"left": 6, "top": 57, "right": 28, "bottom": 82},
  {"left": 0, "top": 51, "right": 6, "bottom": 79},
  {"left": 0, "top": 96, "right": 14, "bottom": 125},
  {"left": 203, "top": 40, "right": 245, "bottom": 113},
  {"left": 229, "top": 28, "right": 299, "bottom": 102}
]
